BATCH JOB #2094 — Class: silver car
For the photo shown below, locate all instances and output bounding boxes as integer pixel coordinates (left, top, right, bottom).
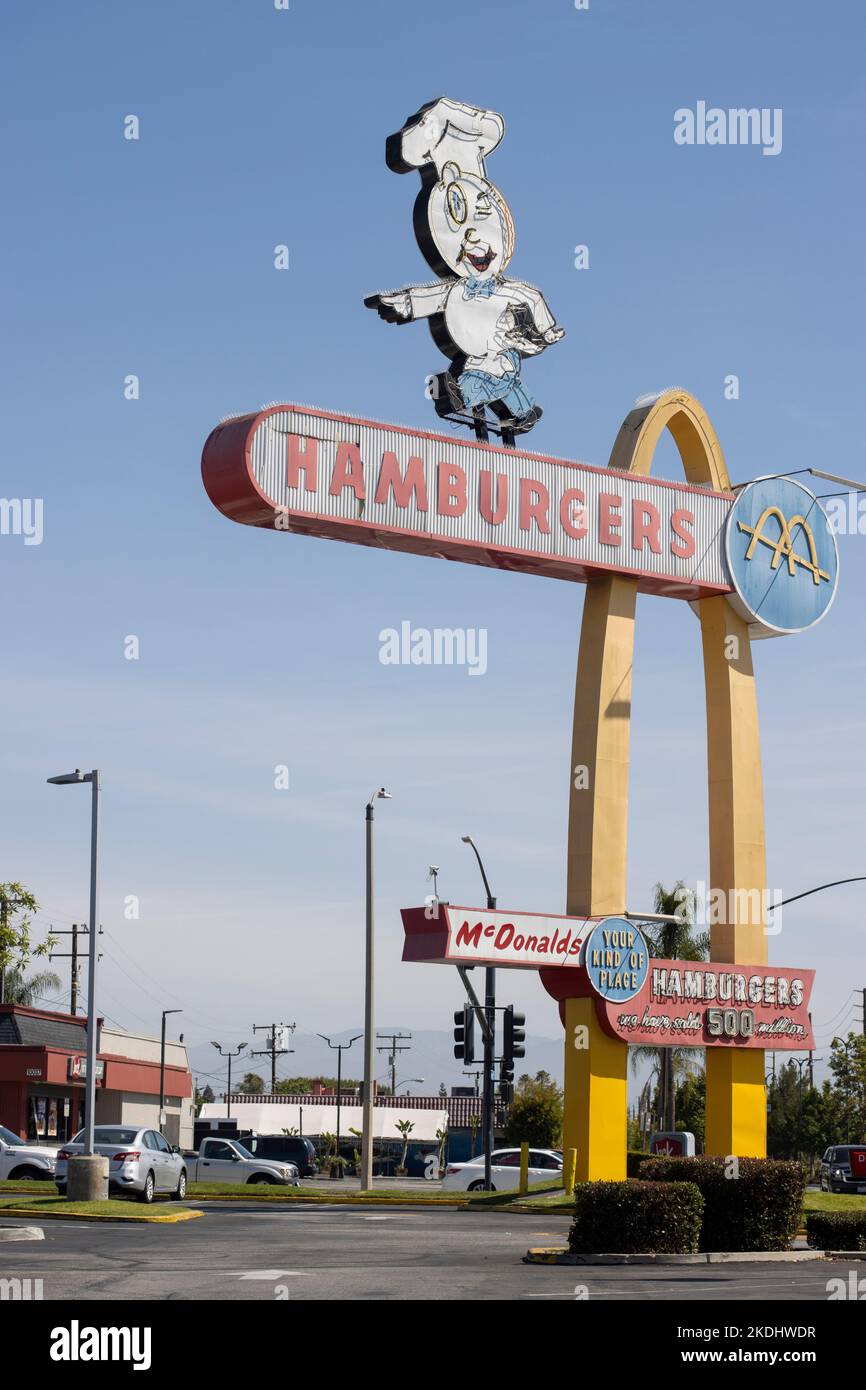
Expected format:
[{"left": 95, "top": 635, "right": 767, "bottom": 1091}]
[{"left": 56, "top": 1125, "right": 188, "bottom": 1203}]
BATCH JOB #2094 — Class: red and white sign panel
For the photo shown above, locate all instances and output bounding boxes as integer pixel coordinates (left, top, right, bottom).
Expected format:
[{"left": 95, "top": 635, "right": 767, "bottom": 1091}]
[
  {"left": 850, "top": 1148, "right": 866, "bottom": 1179},
  {"left": 201, "top": 404, "right": 735, "bottom": 600},
  {"left": 594, "top": 959, "right": 815, "bottom": 1050},
  {"left": 401, "top": 903, "right": 597, "bottom": 971}
]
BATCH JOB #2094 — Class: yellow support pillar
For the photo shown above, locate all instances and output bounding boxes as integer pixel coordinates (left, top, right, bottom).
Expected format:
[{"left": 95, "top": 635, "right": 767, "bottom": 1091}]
[
  {"left": 563, "top": 573, "right": 636, "bottom": 1181},
  {"left": 564, "top": 997, "right": 627, "bottom": 1181},
  {"left": 551, "top": 390, "right": 770, "bottom": 1176},
  {"left": 700, "top": 596, "right": 768, "bottom": 1157}
]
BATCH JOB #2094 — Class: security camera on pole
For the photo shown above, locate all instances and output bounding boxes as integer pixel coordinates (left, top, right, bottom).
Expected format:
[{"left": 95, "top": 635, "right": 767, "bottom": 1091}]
[{"left": 360, "top": 788, "right": 392, "bottom": 1191}]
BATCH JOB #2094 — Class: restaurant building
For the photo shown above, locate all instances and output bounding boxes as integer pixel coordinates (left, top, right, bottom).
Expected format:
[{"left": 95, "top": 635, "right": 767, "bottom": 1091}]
[{"left": 0, "top": 1004, "right": 194, "bottom": 1146}]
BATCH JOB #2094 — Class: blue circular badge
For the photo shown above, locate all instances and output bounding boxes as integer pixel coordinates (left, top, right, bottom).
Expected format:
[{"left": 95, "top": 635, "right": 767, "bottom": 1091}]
[
  {"left": 584, "top": 918, "right": 649, "bottom": 1003},
  {"left": 725, "top": 478, "right": 838, "bottom": 636}
]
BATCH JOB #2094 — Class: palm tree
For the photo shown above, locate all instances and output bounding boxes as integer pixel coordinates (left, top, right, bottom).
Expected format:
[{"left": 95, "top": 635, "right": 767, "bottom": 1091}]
[
  {"left": 630, "top": 881, "right": 708, "bottom": 1132},
  {"left": 2, "top": 968, "right": 62, "bottom": 1008},
  {"left": 395, "top": 1118, "right": 414, "bottom": 1174}
]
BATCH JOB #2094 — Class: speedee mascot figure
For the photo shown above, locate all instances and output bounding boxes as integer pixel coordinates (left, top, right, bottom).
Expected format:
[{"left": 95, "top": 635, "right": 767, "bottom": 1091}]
[{"left": 365, "top": 97, "right": 565, "bottom": 439}]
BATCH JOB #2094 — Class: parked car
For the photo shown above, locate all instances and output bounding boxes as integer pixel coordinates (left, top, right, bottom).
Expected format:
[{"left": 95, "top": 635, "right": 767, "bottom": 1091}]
[
  {"left": 440, "top": 1147, "right": 563, "bottom": 1192},
  {"left": 56, "top": 1125, "right": 187, "bottom": 1203},
  {"left": 239, "top": 1133, "right": 319, "bottom": 1177},
  {"left": 819, "top": 1144, "right": 866, "bottom": 1194},
  {"left": 185, "top": 1136, "right": 300, "bottom": 1187},
  {"left": 0, "top": 1124, "right": 59, "bottom": 1182}
]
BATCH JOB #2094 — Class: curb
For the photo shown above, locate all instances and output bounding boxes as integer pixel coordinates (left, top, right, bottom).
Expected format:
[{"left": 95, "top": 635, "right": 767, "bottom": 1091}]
[
  {"left": 524, "top": 1246, "right": 825, "bottom": 1265},
  {"left": 0, "top": 1205, "right": 203, "bottom": 1224},
  {"left": 189, "top": 1194, "right": 470, "bottom": 1208}
]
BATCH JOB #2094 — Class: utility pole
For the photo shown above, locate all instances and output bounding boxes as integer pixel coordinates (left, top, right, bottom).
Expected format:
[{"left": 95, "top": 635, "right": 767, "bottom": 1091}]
[
  {"left": 251, "top": 1022, "right": 296, "bottom": 1092},
  {"left": 0, "top": 898, "right": 6, "bottom": 1006},
  {"left": 159, "top": 1009, "right": 182, "bottom": 1134},
  {"left": 376, "top": 1031, "right": 411, "bottom": 1095},
  {"left": 71, "top": 924, "right": 78, "bottom": 1014},
  {"left": 49, "top": 924, "right": 82, "bottom": 1014}
]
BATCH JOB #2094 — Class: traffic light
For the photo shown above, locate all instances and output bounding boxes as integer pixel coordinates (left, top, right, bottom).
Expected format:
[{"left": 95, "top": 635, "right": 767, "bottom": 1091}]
[
  {"left": 453, "top": 1005, "right": 475, "bottom": 1063},
  {"left": 498, "top": 1057, "right": 515, "bottom": 1104},
  {"left": 503, "top": 1006, "right": 526, "bottom": 1061}
]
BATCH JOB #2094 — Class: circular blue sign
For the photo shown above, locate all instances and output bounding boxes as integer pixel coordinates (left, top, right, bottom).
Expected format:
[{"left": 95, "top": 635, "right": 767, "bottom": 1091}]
[
  {"left": 584, "top": 917, "right": 649, "bottom": 1003},
  {"left": 725, "top": 478, "right": 838, "bottom": 635}
]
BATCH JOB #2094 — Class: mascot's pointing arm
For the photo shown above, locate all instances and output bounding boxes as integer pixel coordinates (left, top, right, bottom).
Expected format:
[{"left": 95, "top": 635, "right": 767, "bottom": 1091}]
[{"left": 364, "top": 283, "right": 450, "bottom": 323}]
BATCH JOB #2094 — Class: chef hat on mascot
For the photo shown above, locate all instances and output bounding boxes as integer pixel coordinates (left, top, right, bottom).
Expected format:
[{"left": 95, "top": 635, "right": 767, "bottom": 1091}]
[{"left": 387, "top": 98, "right": 505, "bottom": 180}]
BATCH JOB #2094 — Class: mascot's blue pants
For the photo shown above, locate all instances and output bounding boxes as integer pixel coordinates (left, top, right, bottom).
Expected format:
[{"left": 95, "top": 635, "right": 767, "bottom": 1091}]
[{"left": 458, "top": 350, "right": 535, "bottom": 418}]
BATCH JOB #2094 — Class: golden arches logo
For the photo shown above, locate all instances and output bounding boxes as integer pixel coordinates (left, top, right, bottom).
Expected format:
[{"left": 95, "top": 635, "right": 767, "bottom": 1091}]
[{"left": 737, "top": 506, "right": 830, "bottom": 586}]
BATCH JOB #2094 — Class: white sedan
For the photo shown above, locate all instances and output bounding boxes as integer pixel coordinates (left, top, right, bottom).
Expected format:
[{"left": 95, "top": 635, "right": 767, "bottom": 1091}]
[
  {"left": 441, "top": 1147, "right": 563, "bottom": 1192},
  {"left": 56, "top": 1125, "right": 188, "bottom": 1203}
]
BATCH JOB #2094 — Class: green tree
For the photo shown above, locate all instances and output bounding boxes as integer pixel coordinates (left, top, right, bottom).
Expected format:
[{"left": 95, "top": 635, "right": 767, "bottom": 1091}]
[
  {"left": 194, "top": 1083, "right": 215, "bottom": 1115},
  {"left": 1, "top": 967, "right": 62, "bottom": 1007},
  {"left": 828, "top": 1033, "right": 866, "bottom": 1143},
  {"left": 395, "top": 1118, "right": 414, "bottom": 1173},
  {"left": 503, "top": 1071, "right": 563, "bottom": 1148},
  {"left": 673, "top": 1070, "right": 706, "bottom": 1151},
  {"left": 235, "top": 1072, "right": 265, "bottom": 1094},
  {"left": 0, "top": 884, "right": 55, "bottom": 1005},
  {"left": 630, "top": 881, "right": 708, "bottom": 1130}
]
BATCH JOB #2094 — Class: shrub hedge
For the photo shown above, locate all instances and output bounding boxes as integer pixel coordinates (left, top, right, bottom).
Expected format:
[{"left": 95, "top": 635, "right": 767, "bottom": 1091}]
[
  {"left": 805, "top": 1210, "right": 866, "bottom": 1252},
  {"left": 626, "top": 1149, "right": 649, "bottom": 1178},
  {"left": 569, "top": 1179, "right": 703, "bottom": 1255},
  {"left": 639, "top": 1156, "right": 806, "bottom": 1252}
]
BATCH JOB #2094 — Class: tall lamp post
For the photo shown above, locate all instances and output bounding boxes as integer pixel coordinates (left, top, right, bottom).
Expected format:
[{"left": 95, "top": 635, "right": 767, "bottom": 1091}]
[
  {"left": 319, "top": 1033, "right": 362, "bottom": 1159},
  {"left": 360, "top": 787, "right": 392, "bottom": 1191},
  {"left": 461, "top": 834, "right": 496, "bottom": 1192},
  {"left": 159, "top": 1009, "right": 182, "bottom": 1135},
  {"left": 47, "top": 769, "right": 101, "bottom": 1161},
  {"left": 212, "top": 1041, "right": 247, "bottom": 1118}
]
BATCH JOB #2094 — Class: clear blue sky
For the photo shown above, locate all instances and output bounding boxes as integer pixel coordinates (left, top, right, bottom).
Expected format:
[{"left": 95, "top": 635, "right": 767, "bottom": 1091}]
[{"left": 2, "top": 0, "right": 864, "bottom": 1092}]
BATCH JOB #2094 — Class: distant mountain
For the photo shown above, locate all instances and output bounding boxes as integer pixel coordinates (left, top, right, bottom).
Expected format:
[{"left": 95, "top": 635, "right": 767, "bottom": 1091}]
[{"left": 186, "top": 1027, "right": 564, "bottom": 1097}]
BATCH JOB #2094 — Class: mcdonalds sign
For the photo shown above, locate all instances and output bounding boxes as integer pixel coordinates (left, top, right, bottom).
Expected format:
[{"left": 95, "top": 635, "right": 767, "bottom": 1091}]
[
  {"left": 400, "top": 903, "right": 596, "bottom": 971},
  {"left": 592, "top": 959, "right": 815, "bottom": 1050}
]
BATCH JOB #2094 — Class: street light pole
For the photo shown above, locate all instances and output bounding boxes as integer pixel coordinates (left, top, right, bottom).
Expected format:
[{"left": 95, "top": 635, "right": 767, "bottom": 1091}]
[
  {"left": 319, "top": 1034, "right": 362, "bottom": 1159},
  {"left": 211, "top": 1041, "right": 247, "bottom": 1119},
  {"left": 47, "top": 769, "right": 101, "bottom": 1158},
  {"left": 361, "top": 788, "right": 391, "bottom": 1191},
  {"left": 159, "top": 1009, "right": 182, "bottom": 1134},
  {"left": 461, "top": 835, "right": 496, "bottom": 1192}
]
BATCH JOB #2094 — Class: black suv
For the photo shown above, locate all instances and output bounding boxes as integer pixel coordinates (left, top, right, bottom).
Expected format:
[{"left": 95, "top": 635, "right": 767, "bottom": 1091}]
[
  {"left": 240, "top": 1134, "right": 319, "bottom": 1177},
  {"left": 819, "top": 1145, "right": 866, "bottom": 1194}
]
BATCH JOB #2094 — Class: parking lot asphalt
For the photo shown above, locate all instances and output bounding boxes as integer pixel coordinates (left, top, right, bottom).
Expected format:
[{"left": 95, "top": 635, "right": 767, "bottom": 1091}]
[{"left": 0, "top": 1202, "right": 858, "bottom": 1301}]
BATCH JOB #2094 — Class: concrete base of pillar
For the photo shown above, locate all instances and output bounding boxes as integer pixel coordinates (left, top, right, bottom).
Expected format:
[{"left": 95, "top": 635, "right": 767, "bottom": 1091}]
[{"left": 67, "top": 1154, "right": 109, "bottom": 1201}]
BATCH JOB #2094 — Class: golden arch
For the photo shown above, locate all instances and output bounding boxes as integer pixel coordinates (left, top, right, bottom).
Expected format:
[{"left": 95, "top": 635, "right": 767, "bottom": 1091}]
[
  {"left": 739, "top": 506, "right": 830, "bottom": 584},
  {"left": 557, "top": 389, "right": 768, "bottom": 1179}
]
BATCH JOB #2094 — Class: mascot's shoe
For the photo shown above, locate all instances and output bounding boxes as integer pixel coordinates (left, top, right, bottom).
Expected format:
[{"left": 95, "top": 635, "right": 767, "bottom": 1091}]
[
  {"left": 501, "top": 404, "right": 543, "bottom": 435},
  {"left": 432, "top": 372, "right": 466, "bottom": 418}
]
